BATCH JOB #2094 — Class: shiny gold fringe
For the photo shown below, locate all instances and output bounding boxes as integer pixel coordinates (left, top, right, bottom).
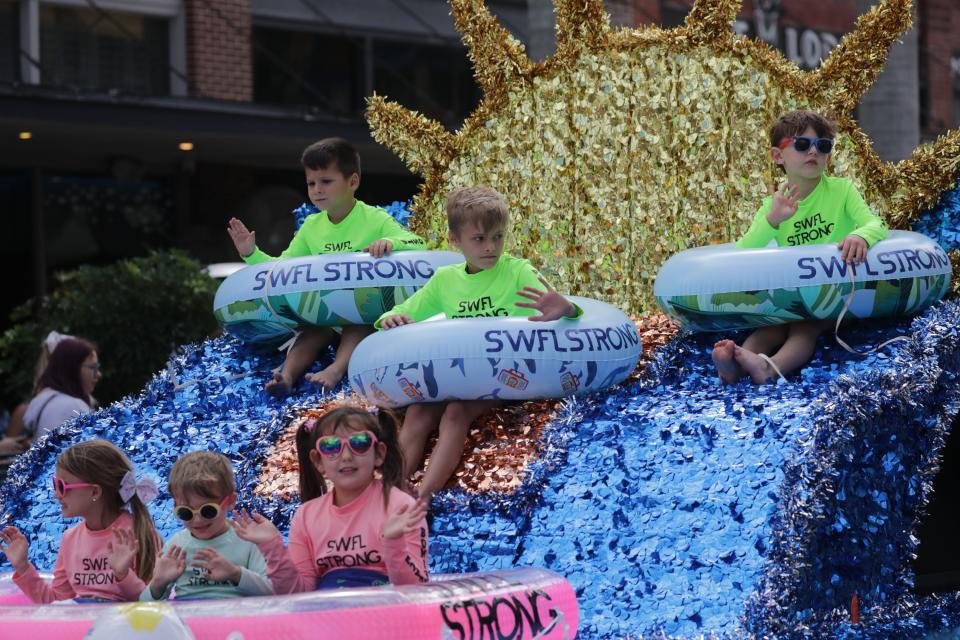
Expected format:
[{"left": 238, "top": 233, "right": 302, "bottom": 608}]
[{"left": 366, "top": 0, "right": 960, "bottom": 315}]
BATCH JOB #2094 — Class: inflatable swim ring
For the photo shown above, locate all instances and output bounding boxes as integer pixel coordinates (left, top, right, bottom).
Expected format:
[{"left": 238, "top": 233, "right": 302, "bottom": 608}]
[
  {"left": 654, "top": 230, "right": 952, "bottom": 332},
  {"left": 0, "top": 567, "right": 578, "bottom": 639},
  {"left": 213, "top": 251, "right": 463, "bottom": 343},
  {"left": 348, "top": 296, "right": 641, "bottom": 407}
]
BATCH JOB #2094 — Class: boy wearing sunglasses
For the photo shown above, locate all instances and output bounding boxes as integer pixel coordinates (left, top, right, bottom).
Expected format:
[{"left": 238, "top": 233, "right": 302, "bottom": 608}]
[
  {"left": 142, "top": 452, "right": 273, "bottom": 600},
  {"left": 712, "top": 109, "right": 888, "bottom": 385}
]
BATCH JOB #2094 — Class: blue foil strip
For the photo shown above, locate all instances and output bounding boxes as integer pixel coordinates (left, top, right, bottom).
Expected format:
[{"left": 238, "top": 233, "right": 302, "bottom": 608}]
[
  {"left": 912, "top": 181, "right": 960, "bottom": 252},
  {"left": 3, "top": 196, "right": 960, "bottom": 638}
]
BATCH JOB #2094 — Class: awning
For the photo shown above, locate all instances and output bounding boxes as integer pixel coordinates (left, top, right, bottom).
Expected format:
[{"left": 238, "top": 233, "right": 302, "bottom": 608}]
[{"left": 251, "top": 0, "right": 528, "bottom": 44}]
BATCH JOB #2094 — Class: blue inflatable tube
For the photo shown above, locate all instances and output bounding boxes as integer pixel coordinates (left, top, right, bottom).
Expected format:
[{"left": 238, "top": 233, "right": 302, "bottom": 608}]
[
  {"left": 348, "top": 297, "right": 641, "bottom": 407},
  {"left": 213, "top": 251, "right": 463, "bottom": 343}
]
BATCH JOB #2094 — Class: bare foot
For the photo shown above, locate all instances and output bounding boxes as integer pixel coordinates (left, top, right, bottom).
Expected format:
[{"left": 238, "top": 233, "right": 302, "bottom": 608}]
[
  {"left": 265, "top": 371, "right": 292, "bottom": 399},
  {"left": 305, "top": 364, "right": 346, "bottom": 389},
  {"left": 711, "top": 339, "right": 743, "bottom": 384},
  {"left": 733, "top": 346, "right": 776, "bottom": 385}
]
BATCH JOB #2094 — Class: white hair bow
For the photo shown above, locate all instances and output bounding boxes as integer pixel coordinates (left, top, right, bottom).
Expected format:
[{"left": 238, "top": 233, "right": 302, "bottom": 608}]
[
  {"left": 120, "top": 471, "right": 158, "bottom": 505},
  {"left": 44, "top": 331, "right": 74, "bottom": 353}
]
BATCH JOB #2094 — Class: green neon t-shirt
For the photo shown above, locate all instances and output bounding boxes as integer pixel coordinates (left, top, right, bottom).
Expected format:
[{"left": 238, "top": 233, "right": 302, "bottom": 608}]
[
  {"left": 736, "top": 176, "right": 888, "bottom": 249},
  {"left": 243, "top": 200, "right": 425, "bottom": 264},
  {"left": 374, "top": 254, "right": 580, "bottom": 328}
]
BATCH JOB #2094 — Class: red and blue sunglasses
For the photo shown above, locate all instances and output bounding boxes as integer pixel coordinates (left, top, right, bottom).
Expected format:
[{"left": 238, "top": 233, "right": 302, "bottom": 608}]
[{"left": 778, "top": 136, "right": 834, "bottom": 155}]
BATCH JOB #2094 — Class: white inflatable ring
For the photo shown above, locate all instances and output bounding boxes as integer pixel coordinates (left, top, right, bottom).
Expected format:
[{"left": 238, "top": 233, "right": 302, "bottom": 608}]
[
  {"left": 348, "top": 296, "right": 641, "bottom": 407},
  {"left": 213, "top": 251, "right": 463, "bottom": 343},
  {"left": 654, "top": 230, "right": 951, "bottom": 332}
]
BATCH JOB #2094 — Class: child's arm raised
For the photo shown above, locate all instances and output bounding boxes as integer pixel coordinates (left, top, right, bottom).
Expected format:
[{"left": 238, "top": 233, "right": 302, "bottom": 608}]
[
  {"left": 106, "top": 528, "right": 151, "bottom": 600},
  {"left": 3, "top": 526, "right": 76, "bottom": 603},
  {"left": 234, "top": 509, "right": 315, "bottom": 594},
  {"left": 202, "top": 544, "right": 274, "bottom": 596},
  {"left": 515, "top": 276, "right": 579, "bottom": 322},
  {"left": 142, "top": 545, "right": 186, "bottom": 601},
  {"left": 382, "top": 500, "right": 429, "bottom": 585},
  {"left": 765, "top": 182, "right": 800, "bottom": 229},
  {"left": 228, "top": 217, "right": 313, "bottom": 265},
  {"left": 227, "top": 218, "right": 257, "bottom": 258},
  {"left": 736, "top": 182, "right": 799, "bottom": 249}
]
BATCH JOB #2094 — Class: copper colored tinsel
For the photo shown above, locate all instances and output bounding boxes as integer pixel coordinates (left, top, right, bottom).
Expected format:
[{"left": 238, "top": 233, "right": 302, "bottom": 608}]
[{"left": 256, "top": 317, "right": 678, "bottom": 499}]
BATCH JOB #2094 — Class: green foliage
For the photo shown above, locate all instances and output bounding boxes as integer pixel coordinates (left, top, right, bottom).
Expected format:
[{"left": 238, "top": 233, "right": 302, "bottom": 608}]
[{"left": 0, "top": 251, "right": 219, "bottom": 408}]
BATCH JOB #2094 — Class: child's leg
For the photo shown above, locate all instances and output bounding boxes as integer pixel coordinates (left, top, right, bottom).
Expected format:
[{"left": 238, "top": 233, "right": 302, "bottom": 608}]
[
  {"left": 741, "top": 324, "right": 790, "bottom": 355},
  {"left": 712, "top": 325, "right": 788, "bottom": 384},
  {"left": 266, "top": 327, "right": 336, "bottom": 398},
  {"left": 305, "top": 325, "right": 375, "bottom": 388},
  {"left": 734, "top": 320, "right": 829, "bottom": 384},
  {"left": 417, "top": 400, "right": 498, "bottom": 500},
  {"left": 399, "top": 402, "right": 447, "bottom": 483}
]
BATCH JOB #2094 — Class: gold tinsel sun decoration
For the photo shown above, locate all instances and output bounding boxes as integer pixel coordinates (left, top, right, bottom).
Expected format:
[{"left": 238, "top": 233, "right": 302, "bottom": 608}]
[{"left": 366, "top": 0, "right": 960, "bottom": 314}]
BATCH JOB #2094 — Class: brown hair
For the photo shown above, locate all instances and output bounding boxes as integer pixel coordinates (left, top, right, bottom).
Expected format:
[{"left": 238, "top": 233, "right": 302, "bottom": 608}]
[
  {"left": 446, "top": 186, "right": 509, "bottom": 237},
  {"left": 295, "top": 406, "right": 404, "bottom": 509},
  {"left": 167, "top": 451, "right": 235, "bottom": 502},
  {"left": 769, "top": 109, "right": 836, "bottom": 147},
  {"left": 769, "top": 110, "right": 836, "bottom": 174},
  {"left": 301, "top": 137, "right": 361, "bottom": 178},
  {"left": 57, "top": 440, "right": 159, "bottom": 581},
  {"left": 34, "top": 338, "right": 96, "bottom": 403}
]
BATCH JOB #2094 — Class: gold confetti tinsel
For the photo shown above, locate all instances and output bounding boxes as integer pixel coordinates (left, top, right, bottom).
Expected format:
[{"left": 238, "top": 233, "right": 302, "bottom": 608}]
[{"left": 366, "top": 0, "right": 960, "bottom": 315}]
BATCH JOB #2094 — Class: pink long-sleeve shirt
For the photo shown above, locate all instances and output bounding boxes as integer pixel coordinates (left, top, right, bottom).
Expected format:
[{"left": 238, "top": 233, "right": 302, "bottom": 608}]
[
  {"left": 258, "top": 480, "right": 428, "bottom": 593},
  {"left": 13, "top": 511, "right": 149, "bottom": 603}
]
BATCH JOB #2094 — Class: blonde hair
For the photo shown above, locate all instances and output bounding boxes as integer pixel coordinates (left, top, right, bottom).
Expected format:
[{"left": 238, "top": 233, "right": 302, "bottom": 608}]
[
  {"left": 446, "top": 187, "right": 509, "bottom": 236},
  {"left": 57, "top": 440, "right": 159, "bottom": 581},
  {"left": 167, "top": 451, "right": 235, "bottom": 502}
]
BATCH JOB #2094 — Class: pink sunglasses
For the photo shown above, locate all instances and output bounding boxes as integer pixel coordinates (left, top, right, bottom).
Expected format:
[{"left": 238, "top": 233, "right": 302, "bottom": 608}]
[{"left": 52, "top": 475, "right": 96, "bottom": 497}]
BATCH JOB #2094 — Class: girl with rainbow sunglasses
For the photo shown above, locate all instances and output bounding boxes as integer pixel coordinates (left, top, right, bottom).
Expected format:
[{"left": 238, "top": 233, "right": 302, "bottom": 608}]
[{"left": 233, "top": 406, "right": 429, "bottom": 590}]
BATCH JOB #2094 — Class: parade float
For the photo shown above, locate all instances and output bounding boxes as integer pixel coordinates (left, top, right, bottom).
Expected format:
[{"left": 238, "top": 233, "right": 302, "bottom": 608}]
[{"left": 3, "top": 0, "right": 960, "bottom": 637}]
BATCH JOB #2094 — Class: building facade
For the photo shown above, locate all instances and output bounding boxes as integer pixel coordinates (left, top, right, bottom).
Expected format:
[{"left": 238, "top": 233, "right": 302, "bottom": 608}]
[
  {"left": 0, "top": 0, "right": 956, "bottom": 325},
  {"left": 0, "top": 0, "right": 525, "bottom": 323}
]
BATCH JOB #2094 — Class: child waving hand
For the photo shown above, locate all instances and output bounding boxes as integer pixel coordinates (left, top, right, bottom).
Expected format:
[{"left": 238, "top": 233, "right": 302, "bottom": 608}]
[
  {"left": 233, "top": 407, "right": 428, "bottom": 591},
  {"left": 0, "top": 440, "right": 160, "bottom": 602}
]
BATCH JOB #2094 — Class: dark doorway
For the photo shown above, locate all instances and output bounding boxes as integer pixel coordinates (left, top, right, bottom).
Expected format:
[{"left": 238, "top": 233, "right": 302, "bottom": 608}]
[{"left": 913, "top": 413, "right": 960, "bottom": 594}]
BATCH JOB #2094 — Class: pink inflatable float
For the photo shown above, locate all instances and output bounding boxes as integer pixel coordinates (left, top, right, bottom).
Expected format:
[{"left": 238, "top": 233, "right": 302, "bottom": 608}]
[{"left": 0, "top": 568, "right": 578, "bottom": 639}]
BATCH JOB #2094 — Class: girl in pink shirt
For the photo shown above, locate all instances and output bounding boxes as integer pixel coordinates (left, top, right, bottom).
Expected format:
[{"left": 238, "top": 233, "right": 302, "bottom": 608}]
[
  {"left": 234, "top": 406, "right": 429, "bottom": 591},
  {"left": 0, "top": 439, "right": 161, "bottom": 602}
]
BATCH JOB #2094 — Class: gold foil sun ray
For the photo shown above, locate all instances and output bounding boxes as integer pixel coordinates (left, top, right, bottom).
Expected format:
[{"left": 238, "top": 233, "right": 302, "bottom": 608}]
[
  {"left": 890, "top": 130, "right": 960, "bottom": 227},
  {"left": 682, "top": 0, "right": 739, "bottom": 47},
  {"left": 814, "top": 0, "right": 914, "bottom": 116},
  {"left": 552, "top": 0, "right": 610, "bottom": 62},
  {"left": 449, "top": 0, "right": 531, "bottom": 103},
  {"left": 367, "top": 0, "right": 960, "bottom": 314},
  {"left": 365, "top": 95, "right": 456, "bottom": 180}
]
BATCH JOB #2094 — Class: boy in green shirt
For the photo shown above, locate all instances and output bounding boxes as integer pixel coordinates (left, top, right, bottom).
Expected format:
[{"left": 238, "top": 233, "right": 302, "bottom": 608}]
[
  {"left": 712, "top": 109, "right": 888, "bottom": 385},
  {"left": 377, "top": 187, "right": 580, "bottom": 499},
  {"left": 226, "top": 138, "right": 424, "bottom": 397}
]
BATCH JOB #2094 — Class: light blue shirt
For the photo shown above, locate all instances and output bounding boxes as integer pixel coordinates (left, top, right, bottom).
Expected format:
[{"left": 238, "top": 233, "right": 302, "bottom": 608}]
[{"left": 141, "top": 527, "right": 272, "bottom": 600}]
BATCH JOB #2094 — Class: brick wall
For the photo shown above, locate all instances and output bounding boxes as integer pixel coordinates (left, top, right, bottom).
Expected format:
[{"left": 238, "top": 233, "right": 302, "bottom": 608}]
[
  {"left": 919, "top": 0, "right": 960, "bottom": 138},
  {"left": 184, "top": 0, "right": 252, "bottom": 102}
]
